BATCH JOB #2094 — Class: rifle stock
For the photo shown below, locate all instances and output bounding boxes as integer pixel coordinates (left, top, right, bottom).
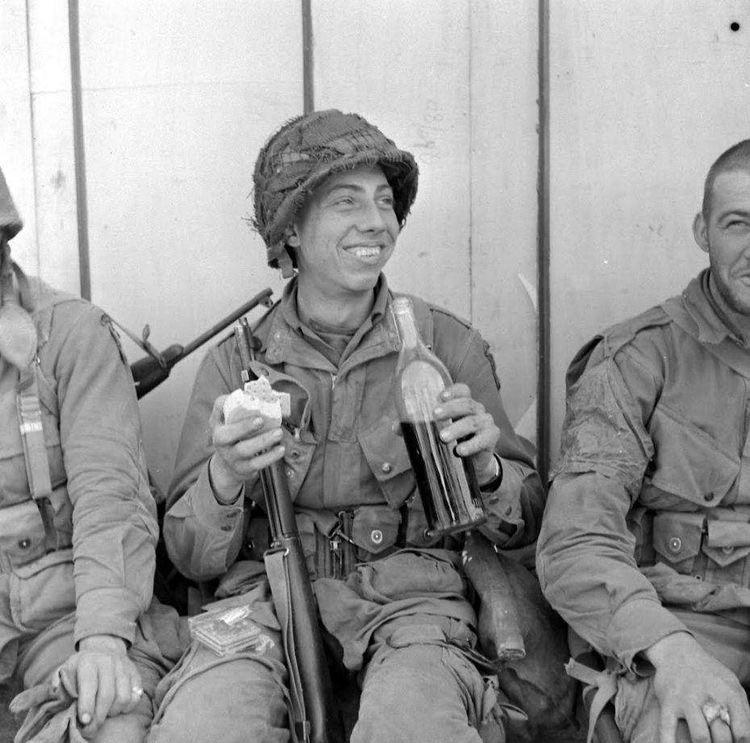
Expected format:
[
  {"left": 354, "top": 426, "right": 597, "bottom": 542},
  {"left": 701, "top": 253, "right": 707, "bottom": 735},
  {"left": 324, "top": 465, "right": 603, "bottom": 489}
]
[{"left": 235, "top": 320, "right": 340, "bottom": 743}]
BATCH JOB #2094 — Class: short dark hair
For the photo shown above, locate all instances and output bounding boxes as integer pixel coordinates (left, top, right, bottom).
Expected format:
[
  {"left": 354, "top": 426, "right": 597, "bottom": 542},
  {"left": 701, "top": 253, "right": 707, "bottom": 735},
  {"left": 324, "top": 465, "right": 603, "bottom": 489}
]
[{"left": 702, "top": 139, "right": 750, "bottom": 219}]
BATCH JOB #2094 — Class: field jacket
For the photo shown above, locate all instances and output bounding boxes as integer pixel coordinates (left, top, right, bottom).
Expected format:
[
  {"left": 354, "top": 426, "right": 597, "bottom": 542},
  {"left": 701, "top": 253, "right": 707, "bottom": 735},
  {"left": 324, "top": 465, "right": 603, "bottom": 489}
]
[
  {"left": 538, "top": 268, "right": 750, "bottom": 669},
  {"left": 165, "top": 276, "right": 543, "bottom": 586},
  {"left": 0, "top": 270, "right": 157, "bottom": 675}
]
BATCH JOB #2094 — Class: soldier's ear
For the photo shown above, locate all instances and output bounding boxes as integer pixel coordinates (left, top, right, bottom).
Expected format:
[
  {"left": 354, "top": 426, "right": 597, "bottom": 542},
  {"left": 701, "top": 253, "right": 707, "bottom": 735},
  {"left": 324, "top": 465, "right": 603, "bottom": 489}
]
[
  {"left": 286, "top": 226, "right": 301, "bottom": 248},
  {"left": 693, "top": 211, "right": 709, "bottom": 254}
]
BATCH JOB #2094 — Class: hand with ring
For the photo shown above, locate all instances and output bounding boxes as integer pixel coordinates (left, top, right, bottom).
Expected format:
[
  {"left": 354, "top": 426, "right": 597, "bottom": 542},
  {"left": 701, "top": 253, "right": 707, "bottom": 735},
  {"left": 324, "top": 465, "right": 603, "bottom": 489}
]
[{"left": 644, "top": 631, "right": 750, "bottom": 743}]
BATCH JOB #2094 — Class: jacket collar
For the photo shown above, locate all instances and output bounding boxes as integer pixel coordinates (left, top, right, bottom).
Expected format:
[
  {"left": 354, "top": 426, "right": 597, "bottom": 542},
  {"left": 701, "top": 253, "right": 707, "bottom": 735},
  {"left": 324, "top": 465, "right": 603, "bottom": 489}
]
[
  {"left": 263, "top": 274, "right": 402, "bottom": 368},
  {"left": 682, "top": 269, "right": 747, "bottom": 347}
]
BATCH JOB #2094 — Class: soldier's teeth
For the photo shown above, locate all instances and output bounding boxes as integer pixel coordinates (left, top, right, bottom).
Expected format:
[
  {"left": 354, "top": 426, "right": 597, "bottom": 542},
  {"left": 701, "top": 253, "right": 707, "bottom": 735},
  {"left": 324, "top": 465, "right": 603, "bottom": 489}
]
[{"left": 352, "top": 247, "right": 380, "bottom": 257}]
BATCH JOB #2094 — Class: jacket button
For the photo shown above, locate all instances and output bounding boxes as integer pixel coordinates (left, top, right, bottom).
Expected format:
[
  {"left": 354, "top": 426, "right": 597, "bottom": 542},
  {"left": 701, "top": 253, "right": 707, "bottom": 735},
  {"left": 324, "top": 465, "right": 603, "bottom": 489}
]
[
  {"left": 704, "top": 493, "right": 714, "bottom": 502},
  {"left": 370, "top": 529, "right": 383, "bottom": 545},
  {"left": 721, "top": 545, "right": 734, "bottom": 555},
  {"left": 381, "top": 462, "right": 392, "bottom": 474},
  {"left": 17, "top": 539, "right": 30, "bottom": 550},
  {"left": 667, "top": 536, "right": 682, "bottom": 554},
  {"left": 286, "top": 468, "right": 295, "bottom": 479},
  {"left": 290, "top": 450, "right": 300, "bottom": 459}
]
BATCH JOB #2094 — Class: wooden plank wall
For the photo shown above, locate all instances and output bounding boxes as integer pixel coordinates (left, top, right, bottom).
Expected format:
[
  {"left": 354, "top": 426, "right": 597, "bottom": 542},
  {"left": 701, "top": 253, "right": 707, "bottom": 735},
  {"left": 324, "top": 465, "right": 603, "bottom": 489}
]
[
  {"left": 0, "top": 1, "right": 539, "bottom": 493},
  {"left": 548, "top": 1, "right": 750, "bottom": 462}
]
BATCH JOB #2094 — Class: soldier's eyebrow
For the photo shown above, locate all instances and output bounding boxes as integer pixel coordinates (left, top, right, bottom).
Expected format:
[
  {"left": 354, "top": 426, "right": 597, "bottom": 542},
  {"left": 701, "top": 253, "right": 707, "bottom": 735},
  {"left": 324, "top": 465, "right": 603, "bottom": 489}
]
[
  {"left": 718, "top": 208, "right": 750, "bottom": 221},
  {"left": 321, "top": 181, "right": 393, "bottom": 198}
]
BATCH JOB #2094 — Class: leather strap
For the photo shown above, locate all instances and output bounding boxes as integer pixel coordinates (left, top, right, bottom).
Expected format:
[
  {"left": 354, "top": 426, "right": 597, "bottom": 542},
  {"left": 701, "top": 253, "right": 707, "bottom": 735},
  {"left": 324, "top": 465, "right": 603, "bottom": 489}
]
[
  {"left": 265, "top": 548, "right": 307, "bottom": 743},
  {"left": 16, "top": 365, "right": 56, "bottom": 550}
]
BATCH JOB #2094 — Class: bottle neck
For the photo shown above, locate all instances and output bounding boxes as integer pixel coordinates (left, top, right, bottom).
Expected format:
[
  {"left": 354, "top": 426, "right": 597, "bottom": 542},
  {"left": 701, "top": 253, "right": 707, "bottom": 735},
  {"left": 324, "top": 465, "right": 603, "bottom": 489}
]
[{"left": 392, "top": 298, "right": 421, "bottom": 350}]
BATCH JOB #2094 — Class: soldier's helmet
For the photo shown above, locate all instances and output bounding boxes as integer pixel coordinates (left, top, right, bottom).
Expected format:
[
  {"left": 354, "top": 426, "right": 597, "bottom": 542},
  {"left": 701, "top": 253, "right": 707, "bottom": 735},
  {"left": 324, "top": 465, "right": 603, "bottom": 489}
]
[{"left": 252, "top": 109, "right": 419, "bottom": 277}]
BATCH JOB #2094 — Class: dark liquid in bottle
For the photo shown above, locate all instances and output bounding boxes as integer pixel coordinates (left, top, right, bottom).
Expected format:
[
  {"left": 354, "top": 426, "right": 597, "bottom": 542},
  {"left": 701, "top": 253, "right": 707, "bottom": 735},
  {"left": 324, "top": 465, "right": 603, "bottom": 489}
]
[{"left": 401, "top": 420, "right": 487, "bottom": 536}]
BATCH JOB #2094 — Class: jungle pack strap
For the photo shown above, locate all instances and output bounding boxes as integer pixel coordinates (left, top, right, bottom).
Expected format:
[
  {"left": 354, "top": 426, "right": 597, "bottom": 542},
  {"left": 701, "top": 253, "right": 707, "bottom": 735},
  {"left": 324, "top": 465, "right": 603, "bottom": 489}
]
[{"left": 16, "top": 365, "right": 56, "bottom": 549}]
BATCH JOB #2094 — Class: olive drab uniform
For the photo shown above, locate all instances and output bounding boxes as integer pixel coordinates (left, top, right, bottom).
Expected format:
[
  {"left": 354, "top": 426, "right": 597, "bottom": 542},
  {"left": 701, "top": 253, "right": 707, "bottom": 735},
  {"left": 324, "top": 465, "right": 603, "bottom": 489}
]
[
  {"left": 538, "top": 269, "right": 750, "bottom": 742},
  {"left": 0, "top": 266, "right": 181, "bottom": 742},
  {"left": 149, "top": 276, "right": 556, "bottom": 743}
]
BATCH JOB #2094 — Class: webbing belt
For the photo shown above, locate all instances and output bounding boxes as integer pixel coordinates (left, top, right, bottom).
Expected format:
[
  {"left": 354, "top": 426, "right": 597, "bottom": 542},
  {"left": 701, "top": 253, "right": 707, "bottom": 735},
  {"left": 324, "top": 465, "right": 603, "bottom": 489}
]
[{"left": 16, "top": 364, "right": 56, "bottom": 550}]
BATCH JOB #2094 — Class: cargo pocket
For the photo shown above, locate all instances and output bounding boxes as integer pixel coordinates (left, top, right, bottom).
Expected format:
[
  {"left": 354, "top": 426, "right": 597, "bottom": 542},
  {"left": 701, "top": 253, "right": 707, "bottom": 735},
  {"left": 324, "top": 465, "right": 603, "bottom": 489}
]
[
  {"left": 702, "top": 520, "right": 750, "bottom": 587},
  {"left": 9, "top": 548, "right": 75, "bottom": 633},
  {"left": 0, "top": 500, "right": 48, "bottom": 569},
  {"left": 652, "top": 512, "right": 704, "bottom": 576},
  {"left": 351, "top": 505, "right": 401, "bottom": 558},
  {"left": 646, "top": 405, "right": 738, "bottom": 508}
]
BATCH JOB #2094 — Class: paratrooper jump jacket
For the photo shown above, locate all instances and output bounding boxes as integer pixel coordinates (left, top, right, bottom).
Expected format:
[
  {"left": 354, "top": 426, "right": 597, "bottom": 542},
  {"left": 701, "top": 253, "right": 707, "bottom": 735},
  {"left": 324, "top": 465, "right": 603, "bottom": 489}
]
[
  {"left": 0, "top": 271, "right": 158, "bottom": 680},
  {"left": 538, "top": 269, "right": 750, "bottom": 669}
]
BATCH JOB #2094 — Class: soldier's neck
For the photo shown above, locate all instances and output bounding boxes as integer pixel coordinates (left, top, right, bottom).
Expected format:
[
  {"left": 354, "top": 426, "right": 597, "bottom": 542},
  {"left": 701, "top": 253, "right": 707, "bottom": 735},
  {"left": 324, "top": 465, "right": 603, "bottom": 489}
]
[
  {"left": 295, "top": 281, "right": 374, "bottom": 332},
  {"left": 707, "top": 271, "right": 750, "bottom": 346}
]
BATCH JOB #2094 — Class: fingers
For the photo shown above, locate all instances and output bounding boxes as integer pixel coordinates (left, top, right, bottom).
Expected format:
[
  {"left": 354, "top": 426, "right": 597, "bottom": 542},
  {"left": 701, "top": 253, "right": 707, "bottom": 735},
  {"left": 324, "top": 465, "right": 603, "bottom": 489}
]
[
  {"left": 211, "top": 403, "right": 286, "bottom": 483},
  {"left": 659, "top": 704, "right": 678, "bottom": 743},
  {"left": 682, "top": 708, "right": 711, "bottom": 743},
  {"left": 728, "top": 696, "right": 750, "bottom": 743},
  {"left": 77, "top": 655, "right": 144, "bottom": 736},
  {"left": 708, "top": 719, "right": 733, "bottom": 743},
  {"left": 434, "top": 389, "right": 499, "bottom": 457}
]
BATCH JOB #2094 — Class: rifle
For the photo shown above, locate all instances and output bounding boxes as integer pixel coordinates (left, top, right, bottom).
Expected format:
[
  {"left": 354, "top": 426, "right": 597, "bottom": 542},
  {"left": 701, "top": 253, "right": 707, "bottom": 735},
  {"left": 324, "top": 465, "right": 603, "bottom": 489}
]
[
  {"left": 122, "top": 288, "right": 274, "bottom": 398},
  {"left": 234, "top": 317, "right": 340, "bottom": 743}
]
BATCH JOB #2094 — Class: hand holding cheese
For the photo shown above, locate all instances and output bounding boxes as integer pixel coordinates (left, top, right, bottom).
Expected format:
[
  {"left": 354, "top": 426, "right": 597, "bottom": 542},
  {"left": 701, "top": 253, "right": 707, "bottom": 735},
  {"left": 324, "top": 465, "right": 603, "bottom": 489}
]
[{"left": 208, "top": 377, "right": 291, "bottom": 503}]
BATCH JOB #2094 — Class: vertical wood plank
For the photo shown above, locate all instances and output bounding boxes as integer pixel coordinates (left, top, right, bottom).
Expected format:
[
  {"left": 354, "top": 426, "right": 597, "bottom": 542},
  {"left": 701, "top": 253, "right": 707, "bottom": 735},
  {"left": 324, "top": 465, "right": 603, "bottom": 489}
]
[
  {"left": 313, "top": 0, "right": 473, "bottom": 317},
  {"left": 79, "top": 0, "right": 303, "bottom": 492},
  {"left": 0, "top": 0, "right": 38, "bottom": 271},
  {"left": 27, "top": 0, "right": 79, "bottom": 294},
  {"left": 549, "top": 0, "right": 750, "bottom": 461},
  {"left": 470, "top": 0, "right": 539, "bottom": 435}
]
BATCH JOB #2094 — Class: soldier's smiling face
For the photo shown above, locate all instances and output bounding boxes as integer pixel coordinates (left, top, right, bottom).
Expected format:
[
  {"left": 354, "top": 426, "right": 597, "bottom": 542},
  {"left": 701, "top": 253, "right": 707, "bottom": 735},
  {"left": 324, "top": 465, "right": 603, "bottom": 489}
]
[
  {"left": 288, "top": 165, "right": 399, "bottom": 302},
  {"left": 695, "top": 169, "right": 750, "bottom": 316}
]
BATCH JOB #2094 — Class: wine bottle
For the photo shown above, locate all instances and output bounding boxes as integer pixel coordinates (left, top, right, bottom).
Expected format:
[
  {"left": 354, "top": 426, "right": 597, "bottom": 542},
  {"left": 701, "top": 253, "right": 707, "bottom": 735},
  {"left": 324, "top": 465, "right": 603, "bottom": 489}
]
[{"left": 391, "top": 296, "right": 487, "bottom": 536}]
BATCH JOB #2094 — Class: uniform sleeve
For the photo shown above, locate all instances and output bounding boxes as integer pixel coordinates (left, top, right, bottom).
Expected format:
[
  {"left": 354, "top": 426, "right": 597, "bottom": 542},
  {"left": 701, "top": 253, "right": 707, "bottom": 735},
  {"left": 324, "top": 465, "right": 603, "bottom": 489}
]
[
  {"left": 536, "top": 341, "right": 687, "bottom": 667},
  {"left": 53, "top": 303, "right": 158, "bottom": 646},
  {"left": 163, "top": 348, "right": 246, "bottom": 582},
  {"left": 450, "top": 327, "right": 544, "bottom": 548}
]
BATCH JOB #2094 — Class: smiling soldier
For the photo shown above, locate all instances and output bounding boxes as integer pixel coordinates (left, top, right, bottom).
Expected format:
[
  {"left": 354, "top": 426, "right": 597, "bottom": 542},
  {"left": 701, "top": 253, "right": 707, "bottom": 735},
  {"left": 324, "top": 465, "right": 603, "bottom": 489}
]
[
  {"left": 538, "top": 139, "right": 750, "bottom": 743},
  {"left": 147, "top": 110, "right": 548, "bottom": 742}
]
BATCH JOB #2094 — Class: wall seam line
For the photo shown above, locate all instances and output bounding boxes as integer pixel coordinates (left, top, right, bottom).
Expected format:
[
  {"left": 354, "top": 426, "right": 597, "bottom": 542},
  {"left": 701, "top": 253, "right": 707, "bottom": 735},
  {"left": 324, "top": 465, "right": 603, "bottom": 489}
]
[
  {"left": 537, "top": 0, "right": 551, "bottom": 481},
  {"left": 23, "top": 0, "right": 41, "bottom": 270},
  {"left": 301, "top": 0, "right": 314, "bottom": 113},
  {"left": 68, "top": 0, "right": 91, "bottom": 300}
]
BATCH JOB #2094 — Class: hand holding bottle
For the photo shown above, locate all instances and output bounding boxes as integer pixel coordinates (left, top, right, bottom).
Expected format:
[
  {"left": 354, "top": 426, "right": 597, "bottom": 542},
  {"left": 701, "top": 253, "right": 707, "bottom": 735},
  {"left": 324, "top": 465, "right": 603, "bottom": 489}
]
[{"left": 433, "top": 382, "right": 501, "bottom": 486}]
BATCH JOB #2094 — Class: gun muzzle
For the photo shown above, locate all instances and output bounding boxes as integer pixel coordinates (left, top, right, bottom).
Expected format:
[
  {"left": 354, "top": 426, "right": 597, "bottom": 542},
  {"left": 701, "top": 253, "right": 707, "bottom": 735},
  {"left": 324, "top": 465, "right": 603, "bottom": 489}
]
[{"left": 0, "top": 168, "right": 23, "bottom": 240}]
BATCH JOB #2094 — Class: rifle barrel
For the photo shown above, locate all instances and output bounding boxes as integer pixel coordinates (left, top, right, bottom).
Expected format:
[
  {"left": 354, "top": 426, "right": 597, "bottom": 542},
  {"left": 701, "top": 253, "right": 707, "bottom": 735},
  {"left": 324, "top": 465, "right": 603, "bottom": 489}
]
[{"left": 174, "top": 288, "right": 273, "bottom": 364}]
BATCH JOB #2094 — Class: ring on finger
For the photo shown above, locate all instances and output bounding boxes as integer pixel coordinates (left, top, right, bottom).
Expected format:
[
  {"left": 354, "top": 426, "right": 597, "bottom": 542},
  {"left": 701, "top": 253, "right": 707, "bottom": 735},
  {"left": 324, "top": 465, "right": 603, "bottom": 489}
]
[{"left": 702, "top": 700, "right": 731, "bottom": 727}]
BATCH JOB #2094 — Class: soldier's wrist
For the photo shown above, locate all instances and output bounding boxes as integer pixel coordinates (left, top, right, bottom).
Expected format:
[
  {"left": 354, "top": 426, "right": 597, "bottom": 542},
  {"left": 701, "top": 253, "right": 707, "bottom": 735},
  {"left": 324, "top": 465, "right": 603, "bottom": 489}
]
[
  {"left": 208, "top": 455, "right": 243, "bottom": 505},
  {"left": 478, "top": 453, "right": 503, "bottom": 492}
]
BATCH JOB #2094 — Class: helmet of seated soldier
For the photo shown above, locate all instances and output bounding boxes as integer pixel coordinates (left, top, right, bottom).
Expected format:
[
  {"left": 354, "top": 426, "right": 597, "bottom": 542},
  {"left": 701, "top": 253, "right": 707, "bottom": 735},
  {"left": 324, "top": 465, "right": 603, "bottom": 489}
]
[{"left": 252, "top": 109, "right": 419, "bottom": 277}]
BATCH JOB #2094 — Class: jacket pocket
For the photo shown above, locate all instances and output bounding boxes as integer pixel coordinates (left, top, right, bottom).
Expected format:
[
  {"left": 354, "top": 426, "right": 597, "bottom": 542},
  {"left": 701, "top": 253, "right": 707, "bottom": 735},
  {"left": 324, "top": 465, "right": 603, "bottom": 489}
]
[
  {"left": 0, "top": 501, "right": 48, "bottom": 569},
  {"left": 9, "top": 548, "right": 75, "bottom": 632},
  {"left": 350, "top": 505, "right": 401, "bottom": 556},
  {"left": 652, "top": 511, "right": 704, "bottom": 574},
  {"left": 645, "top": 404, "right": 738, "bottom": 508},
  {"left": 702, "top": 520, "right": 750, "bottom": 586},
  {"left": 358, "top": 415, "right": 414, "bottom": 508}
]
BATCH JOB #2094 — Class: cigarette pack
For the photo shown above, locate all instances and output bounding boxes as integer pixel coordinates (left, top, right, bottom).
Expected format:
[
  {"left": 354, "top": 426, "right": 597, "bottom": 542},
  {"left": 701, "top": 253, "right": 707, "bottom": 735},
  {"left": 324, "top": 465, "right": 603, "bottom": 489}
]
[{"left": 188, "top": 604, "right": 272, "bottom": 656}]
